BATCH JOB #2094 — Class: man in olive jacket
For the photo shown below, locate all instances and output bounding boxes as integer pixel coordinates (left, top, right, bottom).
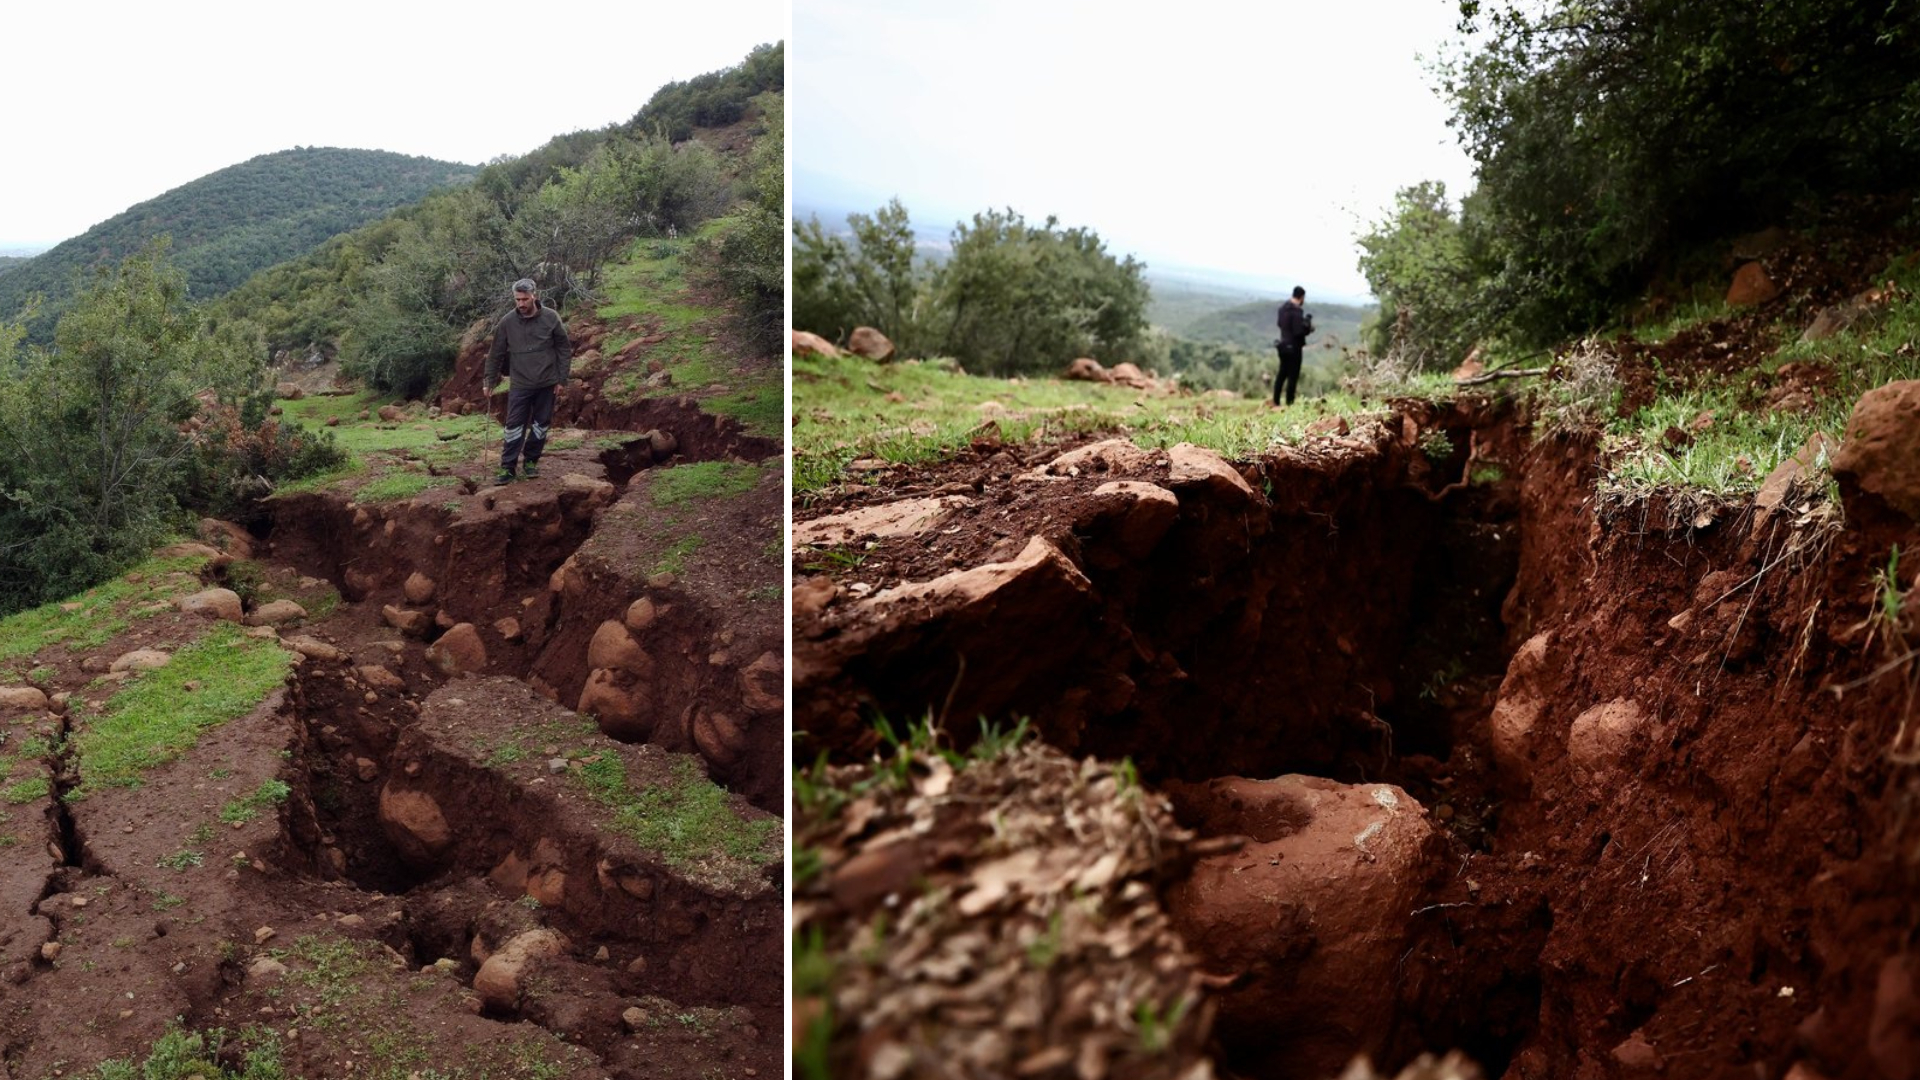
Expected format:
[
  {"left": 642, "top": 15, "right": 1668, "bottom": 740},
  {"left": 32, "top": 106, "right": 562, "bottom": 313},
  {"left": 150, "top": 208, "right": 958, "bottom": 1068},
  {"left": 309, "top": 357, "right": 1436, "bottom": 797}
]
[{"left": 482, "top": 278, "right": 573, "bottom": 484}]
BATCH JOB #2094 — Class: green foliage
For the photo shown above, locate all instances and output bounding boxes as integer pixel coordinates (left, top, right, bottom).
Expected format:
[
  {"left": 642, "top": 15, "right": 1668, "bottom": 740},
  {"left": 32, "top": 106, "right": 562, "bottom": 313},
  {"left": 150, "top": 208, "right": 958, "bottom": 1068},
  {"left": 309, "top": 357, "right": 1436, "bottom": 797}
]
[
  {"left": 71, "top": 623, "right": 293, "bottom": 797},
  {"left": 0, "top": 148, "right": 476, "bottom": 345},
  {"left": 626, "top": 42, "right": 784, "bottom": 143},
  {"left": 1424, "top": 0, "right": 1920, "bottom": 348},
  {"left": 707, "top": 93, "right": 786, "bottom": 354},
  {"left": 795, "top": 200, "right": 1154, "bottom": 376},
  {"left": 3, "top": 777, "right": 49, "bottom": 804},
  {"left": 1355, "top": 182, "right": 1486, "bottom": 369},
  {"left": 0, "top": 243, "right": 251, "bottom": 614}
]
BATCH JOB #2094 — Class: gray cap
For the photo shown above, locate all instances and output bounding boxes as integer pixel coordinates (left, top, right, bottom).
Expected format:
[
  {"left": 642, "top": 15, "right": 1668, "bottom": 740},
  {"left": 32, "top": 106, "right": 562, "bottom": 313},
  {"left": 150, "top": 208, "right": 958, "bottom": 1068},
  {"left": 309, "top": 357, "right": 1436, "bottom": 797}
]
[{"left": 512, "top": 278, "right": 538, "bottom": 294}]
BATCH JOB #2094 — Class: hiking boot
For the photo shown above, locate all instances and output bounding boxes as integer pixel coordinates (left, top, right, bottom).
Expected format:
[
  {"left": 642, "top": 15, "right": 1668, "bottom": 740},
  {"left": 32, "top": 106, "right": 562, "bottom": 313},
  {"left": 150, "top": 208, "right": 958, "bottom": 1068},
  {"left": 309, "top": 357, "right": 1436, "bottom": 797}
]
[
  {"left": 492, "top": 469, "right": 516, "bottom": 486},
  {"left": 522, "top": 461, "right": 541, "bottom": 479}
]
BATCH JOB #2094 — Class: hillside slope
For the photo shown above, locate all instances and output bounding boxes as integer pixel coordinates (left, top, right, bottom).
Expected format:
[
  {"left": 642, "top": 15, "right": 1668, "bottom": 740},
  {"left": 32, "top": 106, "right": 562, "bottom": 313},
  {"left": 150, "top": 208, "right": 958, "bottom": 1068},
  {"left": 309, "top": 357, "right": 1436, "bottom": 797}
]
[{"left": 0, "top": 147, "right": 475, "bottom": 340}]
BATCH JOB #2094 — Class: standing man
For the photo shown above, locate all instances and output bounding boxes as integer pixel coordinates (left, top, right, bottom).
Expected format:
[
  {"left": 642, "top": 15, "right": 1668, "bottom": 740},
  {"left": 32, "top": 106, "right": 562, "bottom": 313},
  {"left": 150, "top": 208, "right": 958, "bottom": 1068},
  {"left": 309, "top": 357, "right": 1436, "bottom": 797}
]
[
  {"left": 483, "top": 278, "right": 572, "bottom": 484},
  {"left": 1273, "top": 285, "right": 1314, "bottom": 407}
]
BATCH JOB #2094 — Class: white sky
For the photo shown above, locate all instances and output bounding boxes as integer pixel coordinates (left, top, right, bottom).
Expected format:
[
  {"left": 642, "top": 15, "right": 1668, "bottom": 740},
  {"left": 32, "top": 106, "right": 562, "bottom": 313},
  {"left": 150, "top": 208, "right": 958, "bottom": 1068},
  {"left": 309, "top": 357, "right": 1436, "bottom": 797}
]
[
  {"left": 1, "top": 0, "right": 786, "bottom": 250},
  {"left": 793, "top": 0, "right": 1481, "bottom": 302}
]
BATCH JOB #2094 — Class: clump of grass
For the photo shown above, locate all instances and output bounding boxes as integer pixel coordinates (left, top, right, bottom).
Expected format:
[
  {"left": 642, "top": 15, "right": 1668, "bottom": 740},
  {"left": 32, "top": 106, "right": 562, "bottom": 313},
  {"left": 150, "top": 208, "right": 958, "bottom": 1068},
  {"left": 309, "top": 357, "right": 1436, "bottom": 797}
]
[
  {"left": 651, "top": 461, "right": 761, "bottom": 507},
  {"left": 71, "top": 624, "right": 293, "bottom": 797},
  {"left": 571, "top": 753, "right": 779, "bottom": 891},
  {"left": 85, "top": 1024, "right": 285, "bottom": 1080},
  {"left": 4, "top": 777, "right": 49, "bottom": 804},
  {"left": 219, "top": 778, "right": 291, "bottom": 824},
  {"left": 653, "top": 536, "right": 705, "bottom": 577}
]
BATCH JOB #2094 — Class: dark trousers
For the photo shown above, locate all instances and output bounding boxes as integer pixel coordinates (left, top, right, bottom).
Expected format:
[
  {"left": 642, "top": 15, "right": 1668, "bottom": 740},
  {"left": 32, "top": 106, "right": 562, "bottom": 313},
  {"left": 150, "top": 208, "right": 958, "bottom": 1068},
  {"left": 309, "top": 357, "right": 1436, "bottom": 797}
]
[
  {"left": 500, "top": 385, "right": 556, "bottom": 471},
  {"left": 1273, "top": 343, "right": 1303, "bottom": 405}
]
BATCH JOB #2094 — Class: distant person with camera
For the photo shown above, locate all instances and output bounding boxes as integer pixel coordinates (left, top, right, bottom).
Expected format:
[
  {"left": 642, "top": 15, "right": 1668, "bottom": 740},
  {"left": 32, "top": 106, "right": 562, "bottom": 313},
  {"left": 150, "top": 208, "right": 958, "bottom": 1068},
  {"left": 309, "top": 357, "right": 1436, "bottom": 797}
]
[{"left": 1273, "top": 285, "right": 1314, "bottom": 407}]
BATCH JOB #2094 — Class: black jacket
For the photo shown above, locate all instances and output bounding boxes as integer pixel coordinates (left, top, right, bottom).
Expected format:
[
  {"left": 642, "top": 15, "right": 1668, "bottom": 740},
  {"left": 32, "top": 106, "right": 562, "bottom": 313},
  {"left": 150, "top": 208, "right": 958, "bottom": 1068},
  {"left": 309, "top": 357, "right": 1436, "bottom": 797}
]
[
  {"left": 485, "top": 306, "right": 573, "bottom": 389},
  {"left": 1277, "top": 301, "right": 1312, "bottom": 351}
]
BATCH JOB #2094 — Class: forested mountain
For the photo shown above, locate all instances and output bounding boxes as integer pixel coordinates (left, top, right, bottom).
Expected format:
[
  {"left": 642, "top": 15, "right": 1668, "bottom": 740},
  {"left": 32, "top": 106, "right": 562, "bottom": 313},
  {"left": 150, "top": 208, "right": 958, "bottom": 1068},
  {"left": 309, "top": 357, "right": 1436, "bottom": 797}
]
[
  {"left": 213, "top": 41, "right": 785, "bottom": 393},
  {"left": 1172, "top": 298, "right": 1372, "bottom": 354},
  {"left": 0, "top": 256, "right": 24, "bottom": 274},
  {"left": 0, "top": 148, "right": 475, "bottom": 342}
]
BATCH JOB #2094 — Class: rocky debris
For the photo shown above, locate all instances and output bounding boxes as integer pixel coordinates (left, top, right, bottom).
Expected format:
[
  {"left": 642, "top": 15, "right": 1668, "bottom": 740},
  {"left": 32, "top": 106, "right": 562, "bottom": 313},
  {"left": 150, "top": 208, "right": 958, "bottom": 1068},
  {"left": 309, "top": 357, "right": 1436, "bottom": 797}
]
[
  {"left": 377, "top": 404, "right": 406, "bottom": 422},
  {"left": 1083, "top": 482, "right": 1181, "bottom": 565},
  {"left": 1165, "top": 775, "right": 1440, "bottom": 1079},
  {"left": 178, "top": 587, "right": 243, "bottom": 622},
  {"left": 1565, "top": 698, "right": 1649, "bottom": 780},
  {"left": 382, "top": 604, "right": 433, "bottom": 637},
  {"left": 404, "top": 571, "right": 437, "bottom": 604},
  {"left": 579, "top": 668, "right": 651, "bottom": 741},
  {"left": 378, "top": 784, "right": 453, "bottom": 868},
  {"left": 792, "top": 494, "right": 973, "bottom": 549},
  {"left": 738, "top": 652, "right": 781, "bottom": 715},
  {"left": 623, "top": 596, "right": 657, "bottom": 631},
  {"left": 474, "top": 928, "right": 569, "bottom": 1012},
  {"left": 847, "top": 326, "right": 896, "bottom": 362},
  {"left": 426, "top": 623, "right": 488, "bottom": 675},
  {"left": 1802, "top": 282, "right": 1896, "bottom": 342},
  {"left": 249, "top": 599, "right": 307, "bottom": 626},
  {"left": 1065, "top": 357, "right": 1110, "bottom": 382},
  {"left": 794, "top": 741, "right": 1216, "bottom": 1080},
  {"left": 198, "top": 517, "right": 257, "bottom": 557},
  {"left": 1490, "top": 632, "right": 1554, "bottom": 782},
  {"left": 792, "top": 330, "right": 840, "bottom": 358},
  {"left": 1167, "top": 442, "right": 1258, "bottom": 503},
  {"left": 1832, "top": 379, "right": 1920, "bottom": 523},
  {"left": 108, "top": 648, "right": 170, "bottom": 673},
  {"left": 156, "top": 541, "right": 223, "bottom": 559},
  {"left": 0, "top": 686, "right": 49, "bottom": 711},
  {"left": 357, "top": 664, "right": 406, "bottom": 691},
  {"left": 1108, "top": 361, "right": 1153, "bottom": 389},
  {"left": 1871, "top": 954, "right": 1920, "bottom": 1080},
  {"left": 1028, "top": 437, "right": 1157, "bottom": 479},
  {"left": 1727, "top": 261, "right": 1782, "bottom": 306}
]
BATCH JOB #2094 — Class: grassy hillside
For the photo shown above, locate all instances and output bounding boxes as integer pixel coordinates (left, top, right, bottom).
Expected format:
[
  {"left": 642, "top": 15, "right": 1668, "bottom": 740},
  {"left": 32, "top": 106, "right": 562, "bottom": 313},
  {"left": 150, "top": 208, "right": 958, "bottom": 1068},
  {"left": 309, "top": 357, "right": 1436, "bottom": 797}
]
[
  {"left": 1173, "top": 298, "right": 1373, "bottom": 354},
  {"left": 0, "top": 148, "right": 475, "bottom": 342}
]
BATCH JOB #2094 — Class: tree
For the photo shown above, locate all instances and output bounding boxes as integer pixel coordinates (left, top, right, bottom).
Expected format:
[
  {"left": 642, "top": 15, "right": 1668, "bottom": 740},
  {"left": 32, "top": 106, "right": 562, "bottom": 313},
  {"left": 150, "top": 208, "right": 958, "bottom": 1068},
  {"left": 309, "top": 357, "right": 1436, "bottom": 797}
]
[
  {"left": 1355, "top": 181, "right": 1485, "bottom": 369},
  {"left": 931, "top": 209, "right": 1150, "bottom": 376},
  {"left": 791, "top": 199, "right": 926, "bottom": 352},
  {"left": 0, "top": 241, "right": 252, "bottom": 612},
  {"left": 1435, "top": 0, "right": 1920, "bottom": 346}
]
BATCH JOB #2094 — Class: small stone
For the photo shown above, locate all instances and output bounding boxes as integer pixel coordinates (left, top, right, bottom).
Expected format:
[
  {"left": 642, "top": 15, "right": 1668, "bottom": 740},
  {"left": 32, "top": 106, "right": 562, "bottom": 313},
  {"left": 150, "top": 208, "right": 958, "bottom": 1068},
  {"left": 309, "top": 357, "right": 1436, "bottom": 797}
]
[
  {"left": 254, "top": 926, "right": 276, "bottom": 945},
  {"left": 337, "top": 913, "right": 366, "bottom": 929},
  {"left": 594, "top": 946, "right": 609, "bottom": 962},
  {"left": 69, "top": 896, "right": 87, "bottom": 908},
  {"left": 623, "top": 1007, "right": 650, "bottom": 1032},
  {"left": 548, "top": 758, "right": 568, "bottom": 774},
  {"left": 354, "top": 758, "right": 379, "bottom": 782}
]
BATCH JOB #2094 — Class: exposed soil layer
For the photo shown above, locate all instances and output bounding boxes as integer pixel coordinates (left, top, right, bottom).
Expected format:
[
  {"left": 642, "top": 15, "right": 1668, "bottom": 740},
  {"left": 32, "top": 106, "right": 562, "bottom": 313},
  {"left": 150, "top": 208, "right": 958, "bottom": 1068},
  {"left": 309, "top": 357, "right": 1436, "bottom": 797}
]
[
  {"left": 1, "top": 378, "right": 780, "bottom": 1073},
  {"left": 794, "top": 390, "right": 1920, "bottom": 1078}
]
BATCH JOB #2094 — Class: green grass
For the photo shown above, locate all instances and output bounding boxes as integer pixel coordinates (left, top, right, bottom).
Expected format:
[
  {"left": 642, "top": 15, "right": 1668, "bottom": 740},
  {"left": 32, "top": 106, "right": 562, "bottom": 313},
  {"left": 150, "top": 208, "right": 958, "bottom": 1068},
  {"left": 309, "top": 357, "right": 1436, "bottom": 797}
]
[
  {"left": 70, "top": 623, "right": 293, "bottom": 797},
  {"left": 653, "top": 536, "right": 705, "bottom": 577},
  {"left": 0, "top": 554, "right": 208, "bottom": 665},
  {"left": 571, "top": 753, "right": 778, "bottom": 892},
  {"left": 85, "top": 1024, "right": 286, "bottom": 1080},
  {"left": 271, "top": 392, "right": 495, "bottom": 496},
  {"left": 792, "top": 351, "right": 1410, "bottom": 496},
  {"left": 1598, "top": 252, "right": 1920, "bottom": 506},
  {"left": 704, "top": 373, "right": 783, "bottom": 438},
  {"left": 4, "top": 777, "right": 49, "bottom": 804},
  {"left": 353, "top": 470, "right": 462, "bottom": 504},
  {"left": 651, "top": 461, "right": 761, "bottom": 506},
  {"left": 220, "top": 778, "right": 291, "bottom": 824}
]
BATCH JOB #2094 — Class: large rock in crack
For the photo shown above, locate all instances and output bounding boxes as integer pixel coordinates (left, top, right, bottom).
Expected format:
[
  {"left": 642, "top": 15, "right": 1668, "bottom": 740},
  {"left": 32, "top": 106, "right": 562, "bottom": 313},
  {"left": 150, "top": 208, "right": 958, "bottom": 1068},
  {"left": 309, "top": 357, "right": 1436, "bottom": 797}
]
[
  {"left": 1833, "top": 379, "right": 1920, "bottom": 524},
  {"left": 1165, "top": 774, "right": 1440, "bottom": 1079},
  {"left": 793, "top": 536, "right": 1100, "bottom": 751}
]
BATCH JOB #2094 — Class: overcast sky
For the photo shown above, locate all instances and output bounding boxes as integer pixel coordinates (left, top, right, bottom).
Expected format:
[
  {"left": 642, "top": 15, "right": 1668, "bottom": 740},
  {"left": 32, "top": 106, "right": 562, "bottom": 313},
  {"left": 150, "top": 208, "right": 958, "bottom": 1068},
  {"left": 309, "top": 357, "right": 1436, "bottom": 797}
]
[
  {"left": 1, "top": 0, "right": 784, "bottom": 251},
  {"left": 794, "top": 0, "right": 1481, "bottom": 303}
]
